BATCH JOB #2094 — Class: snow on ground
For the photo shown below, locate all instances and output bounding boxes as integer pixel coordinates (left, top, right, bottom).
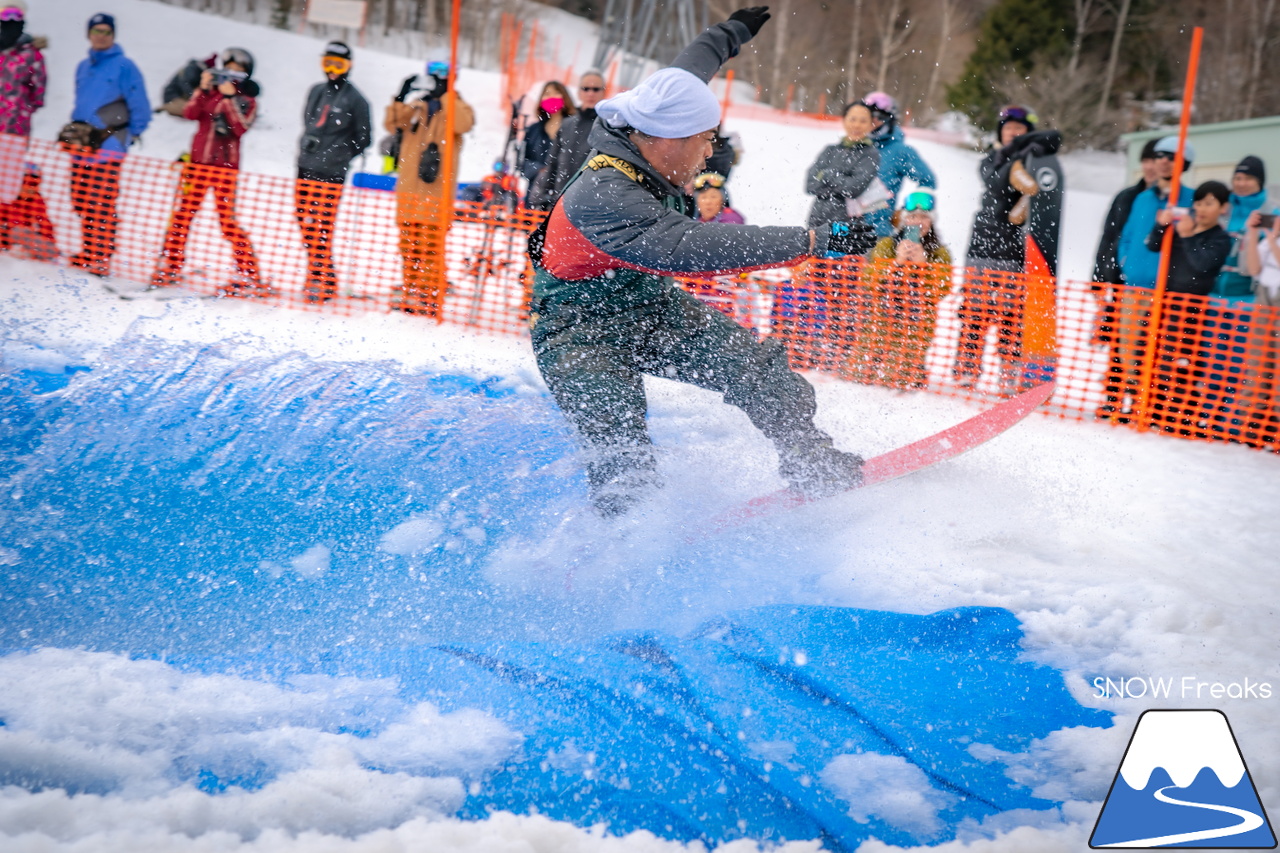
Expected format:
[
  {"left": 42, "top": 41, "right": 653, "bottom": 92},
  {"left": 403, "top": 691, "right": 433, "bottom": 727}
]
[{"left": 4, "top": 2, "right": 1279, "bottom": 852}]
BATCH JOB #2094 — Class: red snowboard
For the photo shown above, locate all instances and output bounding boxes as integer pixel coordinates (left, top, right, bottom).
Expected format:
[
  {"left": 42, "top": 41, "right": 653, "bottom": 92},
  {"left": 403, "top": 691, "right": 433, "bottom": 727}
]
[{"left": 692, "top": 381, "right": 1056, "bottom": 541}]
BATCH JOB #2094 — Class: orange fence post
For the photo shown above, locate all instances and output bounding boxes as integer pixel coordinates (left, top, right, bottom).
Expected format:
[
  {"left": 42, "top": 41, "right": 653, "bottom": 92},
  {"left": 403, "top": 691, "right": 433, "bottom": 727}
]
[
  {"left": 720, "top": 69, "right": 734, "bottom": 125},
  {"left": 785, "top": 83, "right": 795, "bottom": 113},
  {"left": 1134, "top": 26, "right": 1203, "bottom": 431}
]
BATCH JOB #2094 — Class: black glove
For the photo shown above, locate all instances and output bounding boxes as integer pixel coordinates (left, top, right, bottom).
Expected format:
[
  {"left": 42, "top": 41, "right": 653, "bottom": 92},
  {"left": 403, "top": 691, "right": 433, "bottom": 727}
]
[
  {"left": 728, "top": 6, "right": 771, "bottom": 37},
  {"left": 824, "top": 219, "right": 876, "bottom": 257},
  {"left": 395, "top": 75, "right": 416, "bottom": 103}
]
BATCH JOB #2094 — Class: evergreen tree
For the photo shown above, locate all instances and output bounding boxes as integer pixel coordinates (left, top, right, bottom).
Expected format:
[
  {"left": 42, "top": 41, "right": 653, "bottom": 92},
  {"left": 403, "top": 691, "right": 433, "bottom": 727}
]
[{"left": 947, "top": 0, "right": 1073, "bottom": 130}]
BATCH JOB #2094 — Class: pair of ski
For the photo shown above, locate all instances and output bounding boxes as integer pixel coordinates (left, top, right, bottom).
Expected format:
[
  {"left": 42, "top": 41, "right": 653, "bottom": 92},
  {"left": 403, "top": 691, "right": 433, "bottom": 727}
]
[{"left": 693, "top": 381, "right": 1055, "bottom": 540}]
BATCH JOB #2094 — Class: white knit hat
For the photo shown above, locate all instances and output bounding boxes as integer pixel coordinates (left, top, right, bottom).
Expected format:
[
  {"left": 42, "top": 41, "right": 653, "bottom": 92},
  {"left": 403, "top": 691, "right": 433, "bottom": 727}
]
[{"left": 596, "top": 68, "right": 721, "bottom": 139}]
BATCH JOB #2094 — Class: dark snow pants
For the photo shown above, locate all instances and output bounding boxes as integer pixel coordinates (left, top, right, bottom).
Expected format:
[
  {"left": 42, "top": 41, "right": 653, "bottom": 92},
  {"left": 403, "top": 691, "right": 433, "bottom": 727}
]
[{"left": 531, "top": 281, "right": 825, "bottom": 496}]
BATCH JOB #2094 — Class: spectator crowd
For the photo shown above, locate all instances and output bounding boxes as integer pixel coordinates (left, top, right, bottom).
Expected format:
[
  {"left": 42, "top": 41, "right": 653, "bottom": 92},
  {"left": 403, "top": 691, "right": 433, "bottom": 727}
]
[{"left": 0, "top": 5, "right": 1276, "bottom": 447}]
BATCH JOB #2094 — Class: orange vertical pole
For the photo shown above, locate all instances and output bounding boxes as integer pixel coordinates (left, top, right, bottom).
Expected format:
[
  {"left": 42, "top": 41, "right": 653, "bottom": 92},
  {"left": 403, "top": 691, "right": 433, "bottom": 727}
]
[
  {"left": 816, "top": 91, "right": 827, "bottom": 116},
  {"left": 785, "top": 83, "right": 795, "bottom": 113},
  {"left": 1134, "top": 26, "right": 1203, "bottom": 430},
  {"left": 720, "top": 68, "right": 735, "bottom": 124},
  {"left": 604, "top": 59, "right": 618, "bottom": 96},
  {"left": 440, "top": 0, "right": 462, "bottom": 233}
]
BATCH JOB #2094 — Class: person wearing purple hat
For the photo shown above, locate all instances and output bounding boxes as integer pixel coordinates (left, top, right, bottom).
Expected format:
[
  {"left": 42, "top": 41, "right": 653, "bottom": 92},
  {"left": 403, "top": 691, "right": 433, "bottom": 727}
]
[{"left": 65, "top": 11, "right": 150, "bottom": 276}]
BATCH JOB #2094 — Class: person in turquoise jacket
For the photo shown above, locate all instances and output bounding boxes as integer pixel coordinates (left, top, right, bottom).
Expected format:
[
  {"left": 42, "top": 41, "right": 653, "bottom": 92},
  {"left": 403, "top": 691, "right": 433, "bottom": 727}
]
[
  {"left": 1213, "top": 155, "right": 1269, "bottom": 301},
  {"left": 862, "top": 91, "right": 936, "bottom": 238},
  {"left": 1118, "top": 136, "right": 1195, "bottom": 289}
]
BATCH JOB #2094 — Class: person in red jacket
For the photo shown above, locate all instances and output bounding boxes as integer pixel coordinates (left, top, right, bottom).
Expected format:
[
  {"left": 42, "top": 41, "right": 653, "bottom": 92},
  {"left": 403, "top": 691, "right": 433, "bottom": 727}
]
[{"left": 151, "top": 48, "right": 266, "bottom": 295}]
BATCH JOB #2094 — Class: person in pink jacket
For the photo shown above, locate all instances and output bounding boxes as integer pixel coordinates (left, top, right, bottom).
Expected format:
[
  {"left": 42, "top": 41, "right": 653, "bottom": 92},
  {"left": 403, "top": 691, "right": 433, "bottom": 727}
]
[{"left": 0, "top": 2, "right": 46, "bottom": 204}]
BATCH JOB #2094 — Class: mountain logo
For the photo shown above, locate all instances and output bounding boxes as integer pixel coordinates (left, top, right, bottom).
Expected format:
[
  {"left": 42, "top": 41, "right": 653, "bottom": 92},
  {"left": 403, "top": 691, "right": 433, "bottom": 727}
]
[{"left": 1090, "top": 709, "right": 1276, "bottom": 848}]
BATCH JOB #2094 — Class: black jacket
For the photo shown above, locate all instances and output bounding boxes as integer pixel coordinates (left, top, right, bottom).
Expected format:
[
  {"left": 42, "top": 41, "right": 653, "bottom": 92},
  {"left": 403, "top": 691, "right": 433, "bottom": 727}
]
[
  {"left": 967, "top": 129, "right": 1062, "bottom": 264},
  {"left": 520, "top": 119, "right": 556, "bottom": 182},
  {"left": 526, "top": 108, "right": 597, "bottom": 211},
  {"left": 297, "top": 76, "right": 372, "bottom": 183},
  {"left": 1093, "top": 179, "right": 1149, "bottom": 283},
  {"left": 1145, "top": 223, "right": 1232, "bottom": 295},
  {"left": 804, "top": 138, "right": 879, "bottom": 229}
]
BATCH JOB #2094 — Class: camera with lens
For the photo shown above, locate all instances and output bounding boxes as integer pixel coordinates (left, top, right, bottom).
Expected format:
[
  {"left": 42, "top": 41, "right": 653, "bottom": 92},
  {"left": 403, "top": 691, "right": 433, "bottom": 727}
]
[{"left": 210, "top": 68, "right": 248, "bottom": 87}]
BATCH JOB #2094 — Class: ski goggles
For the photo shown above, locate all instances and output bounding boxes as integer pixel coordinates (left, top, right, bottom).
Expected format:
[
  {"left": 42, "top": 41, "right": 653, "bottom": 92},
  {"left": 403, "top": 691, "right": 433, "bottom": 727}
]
[
  {"left": 693, "top": 172, "right": 727, "bottom": 191},
  {"left": 426, "top": 61, "right": 450, "bottom": 78},
  {"left": 998, "top": 105, "right": 1038, "bottom": 125},
  {"left": 321, "top": 55, "right": 352, "bottom": 75},
  {"left": 0, "top": 7, "right": 24, "bottom": 21},
  {"left": 903, "top": 191, "right": 936, "bottom": 212}
]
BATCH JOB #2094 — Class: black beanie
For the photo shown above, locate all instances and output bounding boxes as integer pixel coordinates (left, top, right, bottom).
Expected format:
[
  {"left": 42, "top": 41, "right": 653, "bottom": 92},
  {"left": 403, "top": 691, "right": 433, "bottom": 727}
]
[
  {"left": 323, "top": 41, "right": 352, "bottom": 60},
  {"left": 1139, "top": 138, "right": 1159, "bottom": 160},
  {"left": 1235, "top": 155, "right": 1266, "bottom": 187}
]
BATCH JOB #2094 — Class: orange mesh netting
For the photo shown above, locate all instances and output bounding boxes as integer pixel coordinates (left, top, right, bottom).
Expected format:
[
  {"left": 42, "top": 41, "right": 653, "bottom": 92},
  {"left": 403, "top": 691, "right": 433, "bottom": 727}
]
[{"left": 7, "top": 134, "right": 1277, "bottom": 451}]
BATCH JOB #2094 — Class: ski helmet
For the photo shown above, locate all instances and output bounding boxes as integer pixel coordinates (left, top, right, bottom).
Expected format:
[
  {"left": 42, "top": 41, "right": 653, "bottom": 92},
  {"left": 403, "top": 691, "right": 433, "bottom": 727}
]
[
  {"left": 221, "top": 47, "right": 255, "bottom": 78},
  {"left": 997, "top": 104, "right": 1037, "bottom": 134},
  {"left": 863, "top": 91, "right": 898, "bottom": 122}
]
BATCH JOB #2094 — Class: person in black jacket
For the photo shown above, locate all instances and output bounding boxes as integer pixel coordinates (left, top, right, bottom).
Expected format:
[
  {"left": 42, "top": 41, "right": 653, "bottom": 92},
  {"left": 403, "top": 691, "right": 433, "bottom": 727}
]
[
  {"left": 1145, "top": 180, "right": 1232, "bottom": 434},
  {"left": 526, "top": 70, "right": 604, "bottom": 210},
  {"left": 295, "top": 41, "right": 372, "bottom": 303},
  {"left": 954, "top": 105, "right": 1061, "bottom": 393},
  {"left": 1091, "top": 138, "right": 1159, "bottom": 419}
]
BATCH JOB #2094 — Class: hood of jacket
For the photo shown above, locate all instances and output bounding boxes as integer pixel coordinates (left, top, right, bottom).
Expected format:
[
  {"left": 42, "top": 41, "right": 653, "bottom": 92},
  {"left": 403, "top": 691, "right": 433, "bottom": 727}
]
[{"left": 872, "top": 125, "right": 905, "bottom": 150}]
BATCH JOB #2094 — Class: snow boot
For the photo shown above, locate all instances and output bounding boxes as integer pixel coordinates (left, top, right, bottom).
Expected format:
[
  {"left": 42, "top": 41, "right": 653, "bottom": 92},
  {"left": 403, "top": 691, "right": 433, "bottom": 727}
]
[
  {"left": 586, "top": 447, "right": 660, "bottom": 519},
  {"left": 778, "top": 437, "right": 864, "bottom": 499}
]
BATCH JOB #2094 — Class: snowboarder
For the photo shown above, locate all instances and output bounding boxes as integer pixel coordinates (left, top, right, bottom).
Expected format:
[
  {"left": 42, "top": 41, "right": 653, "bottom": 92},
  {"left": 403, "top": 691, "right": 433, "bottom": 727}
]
[{"left": 527, "top": 6, "right": 875, "bottom": 517}]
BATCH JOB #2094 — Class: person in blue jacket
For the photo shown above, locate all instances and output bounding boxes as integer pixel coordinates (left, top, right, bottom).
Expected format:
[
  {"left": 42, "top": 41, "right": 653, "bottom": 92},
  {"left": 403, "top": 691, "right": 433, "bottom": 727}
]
[
  {"left": 1110, "top": 135, "right": 1195, "bottom": 416},
  {"left": 66, "top": 12, "right": 150, "bottom": 276},
  {"left": 862, "top": 91, "right": 935, "bottom": 238},
  {"left": 1214, "top": 155, "right": 1269, "bottom": 301}
]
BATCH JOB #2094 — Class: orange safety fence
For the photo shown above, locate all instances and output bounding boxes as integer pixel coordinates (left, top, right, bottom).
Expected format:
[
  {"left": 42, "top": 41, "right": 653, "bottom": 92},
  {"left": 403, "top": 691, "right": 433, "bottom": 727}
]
[{"left": 5, "top": 135, "right": 1278, "bottom": 451}]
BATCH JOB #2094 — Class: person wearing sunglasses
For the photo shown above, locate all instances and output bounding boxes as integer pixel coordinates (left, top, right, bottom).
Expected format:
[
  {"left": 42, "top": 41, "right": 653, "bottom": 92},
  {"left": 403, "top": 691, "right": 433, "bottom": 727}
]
[
  {"left": 385, "top": 57, "right": 474, "bottom": 318},
  {"left": 861, "top": 90, "right": 936, "bottom": 239},
  {"left": 66, "top": 12, "right": 151, "bottom": 277},
  {"left": 846, "top": 189, "right": 952, "bottom": 391},
  {"left": 295, "top": 41, "right": 371, "bottom": 303},
  {"left": 0, "top": 1, "right": 45, "bottom": 205},
  {"left": 528, "top": 7, "right": 873, "bottom": 517},
  {"left": 955, "top": 104, "right": 1061, "bottom": 395},
  {"left": 527, "top": 70, "right": 605, "bottom": 211}
]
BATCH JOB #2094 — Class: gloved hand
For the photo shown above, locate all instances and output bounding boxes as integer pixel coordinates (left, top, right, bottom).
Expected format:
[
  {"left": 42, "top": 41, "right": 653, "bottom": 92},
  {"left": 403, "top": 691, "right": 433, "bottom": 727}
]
[
  {"left": 824, "top": 218, "right": 876, "bottom": 257},
  {"left": 395, "top": 75, "right": 416, "bottom": 103},
  {"left": 728, "top": 6, "right": 771, "bottom": 37}
]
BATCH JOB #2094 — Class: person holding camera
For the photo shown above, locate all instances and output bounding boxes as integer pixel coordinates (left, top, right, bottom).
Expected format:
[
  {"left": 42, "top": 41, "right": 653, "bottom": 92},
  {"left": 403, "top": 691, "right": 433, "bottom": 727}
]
[
  {"left": 295, "top": 41, "right": 371, "bottom": 304},
  {"left": 384, "top": 59, "right": 474, "bottom": 318},
  {"left": 151, "top": 47, "right": 265, "bottom": 296},
  {"left": 845, "top": 189, "right": 952, "bottom": 390},
  {"left": 65, "top": 12, "right": 150, "bottom": 277}
]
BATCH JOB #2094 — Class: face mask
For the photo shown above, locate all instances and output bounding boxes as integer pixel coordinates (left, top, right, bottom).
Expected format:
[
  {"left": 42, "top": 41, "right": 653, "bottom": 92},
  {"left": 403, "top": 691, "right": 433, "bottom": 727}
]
[{"left": 540, "top": 97, "right": 565, "bottom": 115}]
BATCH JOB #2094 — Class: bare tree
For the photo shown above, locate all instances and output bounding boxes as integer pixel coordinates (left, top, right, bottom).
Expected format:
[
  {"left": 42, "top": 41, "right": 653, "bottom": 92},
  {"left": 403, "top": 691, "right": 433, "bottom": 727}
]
[
  {"left": 1095, "top": 0, "right": 1131, "bottom": 126},
  {"left": 770, "top": 0, "right": 792, "bottom": 106},
  {"left": 1068, "top": 0, "right": 1104, "bottom": 76},
  {"left": 923, "top": 0, "right": 963, "bottom": 114},
  {"left": 872, "top": 0, "right": 912, "bottom": 92},
  {"left": 845, "top": 0, "right": 864, "bottom": 103},
  {"left": 1242, "top": 0, "right": 1279, "bottom": 118}
]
